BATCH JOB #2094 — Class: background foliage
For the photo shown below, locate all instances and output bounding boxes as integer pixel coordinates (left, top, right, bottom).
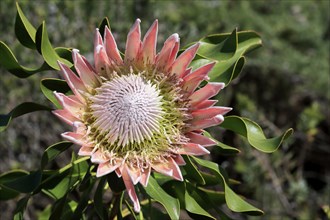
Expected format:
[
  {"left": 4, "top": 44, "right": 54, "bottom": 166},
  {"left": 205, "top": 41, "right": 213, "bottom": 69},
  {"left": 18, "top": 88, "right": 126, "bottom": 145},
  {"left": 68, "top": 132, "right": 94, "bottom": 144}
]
[{"left": 0, "top": 0, "right": 329, "bottom": 219}]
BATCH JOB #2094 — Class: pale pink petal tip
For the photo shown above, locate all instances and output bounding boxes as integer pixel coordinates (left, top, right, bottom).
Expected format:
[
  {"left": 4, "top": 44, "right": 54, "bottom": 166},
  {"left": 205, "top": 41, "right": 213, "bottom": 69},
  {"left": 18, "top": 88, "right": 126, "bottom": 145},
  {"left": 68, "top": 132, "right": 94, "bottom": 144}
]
[
  {"left": 172, "top": 33, "right": 179, "bottom": 40},
  {"left": 72, "top": 121, "right": 86, "bottom": 134},
  {"left": 152, "top": 163, "right": 173, "bottom": 177},
  {"left": 96, "top": 162, "right": 121, "bottom": 177},
  {"left": 61, "top": 132, "right": 85, "bottom": 145},
  {"left": 178, "top": 143, "right": 210, "bottom": 155},
  {"left": 94, "top": 28, "right": 103, "bottom": 46},
  {"left": 78, "top": 146, "right": 93, "bottom": 156},
  {"left": 95, "top": 45, "right": 103, "bottom": 54},
  {"left": 188, "top": 114, "right": 225, "bottom": 131},
  {"left": 186, "top": 132, "right": 217, "bottom": 147},
  {"left": 190, "top": 82, "right": 225, "bottom": 106},
  {"left": 142, "top": 19, "right": 158, "bottom": 64},
  {"left": 191, "top": 106, "right": 232, "bottom": 121},
  {"left": 72, "top": 48, "right": 80, "bottom": 53},
  {"left": 139, "top": 166, "right": 151, "bottom": 187},
  {"left": 125, "top": 19, "right": 142, "bottom": 62},
  {"left": 168, "top": 158, "right": 183, "bottom": 181},
  {"left": 91, "top": 150, "right": 109, "bottom": 164},
  {"left": 127, "top": 166, "right": 141, "bottom": 185},
  {"left": 57, "top": 61, "right": 86, "bottom": 101},
  {"left": 52, "top": 109, "right": 77, "bottom": 125},
  {"left": 104, "top": 26, "right": 123, "bottom": 64},
  {"left": 122, "top": 166, "right": 141, "bottom": 212},
  {"left": 171, "top": 43, "right": 200, "bottom": 77}
]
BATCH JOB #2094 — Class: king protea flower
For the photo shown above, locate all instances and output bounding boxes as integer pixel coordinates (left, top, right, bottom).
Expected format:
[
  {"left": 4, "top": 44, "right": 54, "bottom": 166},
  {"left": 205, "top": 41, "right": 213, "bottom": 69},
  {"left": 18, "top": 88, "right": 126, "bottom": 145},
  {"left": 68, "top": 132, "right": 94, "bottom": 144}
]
[{"left": 53, "top": 19, "right": 231, "bottom": 212}]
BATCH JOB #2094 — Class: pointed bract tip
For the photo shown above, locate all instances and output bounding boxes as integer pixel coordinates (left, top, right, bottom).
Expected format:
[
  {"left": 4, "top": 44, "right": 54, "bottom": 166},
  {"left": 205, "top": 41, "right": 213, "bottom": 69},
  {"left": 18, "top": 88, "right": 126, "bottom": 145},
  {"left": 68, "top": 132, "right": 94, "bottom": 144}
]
[
  {"left": 215, "top": 114, "right": 224, "bottom": 122},
  {"left": 218, "top": 82, "right": 226, "bottom": 89},
  {"left": 212, "top": 82, "right": 225, "bottom": 90},
  {"left": 95, "top": 45, "right": 103, "bottom": 54},
  {"left": 53, "top": 91, "right": 63, "bottom": 102},
  {"left": 152, "top": 19, "right": 158, "bottom": 26},
  {"left": 192, "top": 42, "right": 201, "bottom": 49},
  {"left": 57, "top": 60, "right": 64, "bottom": 66},
  {"left": 72, "top": 48, "right": 80, "bottom": 54},
  {"left": 172, "top": 33, "right": 180, "bottom": 41}
]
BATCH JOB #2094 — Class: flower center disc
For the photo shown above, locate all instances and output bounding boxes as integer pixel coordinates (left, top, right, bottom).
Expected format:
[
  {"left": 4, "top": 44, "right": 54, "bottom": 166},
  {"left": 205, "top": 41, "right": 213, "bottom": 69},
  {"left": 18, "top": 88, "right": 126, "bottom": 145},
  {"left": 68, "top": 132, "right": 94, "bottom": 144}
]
[{"left": 90, "top": 74, "right": 163, "bottom": 147}]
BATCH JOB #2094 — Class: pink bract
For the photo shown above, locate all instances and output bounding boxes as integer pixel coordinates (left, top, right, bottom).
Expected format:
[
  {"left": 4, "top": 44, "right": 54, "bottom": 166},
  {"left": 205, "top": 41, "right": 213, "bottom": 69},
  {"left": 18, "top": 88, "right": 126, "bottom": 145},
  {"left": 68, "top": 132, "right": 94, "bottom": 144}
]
[{"left": 53, "top": 19, "right": 231, "bottom": 212}]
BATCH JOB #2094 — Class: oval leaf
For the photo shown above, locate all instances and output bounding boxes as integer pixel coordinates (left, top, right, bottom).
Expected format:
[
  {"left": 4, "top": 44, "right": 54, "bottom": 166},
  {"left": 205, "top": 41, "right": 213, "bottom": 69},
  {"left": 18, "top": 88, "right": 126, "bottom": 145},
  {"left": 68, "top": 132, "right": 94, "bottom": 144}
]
[
  {"left": 193, "top": 157, "right": 263, "bottom": 215},
  {"left": 0, "top": 102, "right": 51, "bottom": 132},
  {"left": 40, "top": 78, "right": 71, "bottom": 109},
  {"left": 15, "top": 3, "right": 36, "bottom": 49},
  {"left": 3, "top": 170, "right": 42, "bottom": 193},
  {"left": 203, "top": 131, "right": 240, "bottom": 155},
  {"left": 191, "top": 31, "right": 262, "bottom": 86},
  {"left": 36, "top": 22, "right": 72, "bottom": 70},
  {"left": 185, "top": 188, "right": 215, "bottom": 220},
  {"left": 41, "top": 141, "right": 73, "bottom": 170},
  {"left": 182, "top": 155, "right": 205, "bottom": 185},
  {"left": 94, "top": 177, "right": 109, "bottom": 220},
  {"left": 220, "top": 116, "right": 293, "bottom": 153},
  {"left": 0, "top": 41, "right": 53, "bottom": 78},
  {"left": 144, "top": 176, "right": 180, "bottom": 220}
]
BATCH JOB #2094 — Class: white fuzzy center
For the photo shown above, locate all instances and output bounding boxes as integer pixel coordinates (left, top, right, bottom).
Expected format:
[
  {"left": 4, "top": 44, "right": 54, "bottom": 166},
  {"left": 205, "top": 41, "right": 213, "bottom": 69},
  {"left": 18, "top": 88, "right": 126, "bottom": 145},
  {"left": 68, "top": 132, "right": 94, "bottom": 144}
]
[{"left": 90, "top": 74, "right": 163, "bottom": 146}]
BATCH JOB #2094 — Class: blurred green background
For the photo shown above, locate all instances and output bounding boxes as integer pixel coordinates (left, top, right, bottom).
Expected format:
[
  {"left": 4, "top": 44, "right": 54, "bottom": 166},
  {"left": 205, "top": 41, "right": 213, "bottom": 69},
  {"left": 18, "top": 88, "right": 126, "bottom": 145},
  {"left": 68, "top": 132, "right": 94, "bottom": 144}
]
[{"left": 0, "top": 0, "right": 329, "bottom": 219}]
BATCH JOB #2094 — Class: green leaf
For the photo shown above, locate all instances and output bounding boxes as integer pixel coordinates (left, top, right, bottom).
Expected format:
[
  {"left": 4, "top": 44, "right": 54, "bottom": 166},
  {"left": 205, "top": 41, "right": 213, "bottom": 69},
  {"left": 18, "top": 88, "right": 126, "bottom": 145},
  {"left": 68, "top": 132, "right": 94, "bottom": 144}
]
[
  {"left": 41, "top": 156, "right": 89, "bottom": 199},
  {"left": 0, "top": 40, "right": 72, "bottom": 78},
  {"left": 0, "top": 185, "right": 20, "bottom": 200},
  {"left": 61, "top": 201, "right": 78, "bottom": 220},
  {"left": 107, "top": 172, "right": 126, "bottom": 193},
  {"left": 152, "top": 172, "right": 173, "bottom": 185},
  {"left": 221, "top": 116, "right": 293, "bottom": 153},
  {"left": 15, "top": 3, "right": 36, "bottom": 49},
  {"left": 49, "top": 197, "right": 78, "bottom": 220},
  {"left": 0, "top": 41, "right": 53, "bottom": 77},
  {"left": 203, "top": 131, "right": 240, "bottom": 155},
  {"left": 40, "top": 78, "right": 71, "bottom": 109},
  {"left": 182, "top": 155, "right": 205, "bottom": 185},
  {"left": 0, "top": 170, "right": 29, "bottom": 183},
  {"left": 72, "top": 184, "right": 93, "bottom": 219},
  {"left": 199, "top": 171, "right": 220, "bottom": 186},
  {"left": 55, "top": 47, "right": 73, "bottom": 63},
  {"left": 0, "top": 102, "right": 51, "bottom": 132},
  {"left": 185, "top": 187, "right": 215, "bottom": 220},
  {"left": 37, "top": 204, "right": 51, "bottom": 220},
  {"left": 141, "top": 203, "right": 169, "bottom": 219},
  {"left": 78, "top": 164, "right": 93, "bottom": 191},
  {"left": 94, "top": 177, "right": 109, "bottom": 220},
  {"left": 187, "top": 183, "right": 231, "bottom": 220},
  {"left": 198, "top": 28, "right": 237, "bottom": 61},
  {"left": 41, "top": 142, "right": 73, "bottom": 170},
  {"left": 36, "top": 22, "right": 72, "bottom": 70},
  {"left": 191, "top": 186, "right": 226, "bottom": 206},
  {"left": 191, "top": 31, "right": 262, "bottom": 85},
  {"left": 0, "top": 170, "right": 30, "bottom": 200},
  {"left": 193, "top": 157, "right": 263, "bottom": 215},
  {"left": 49, "top": 195, "right": 69, "bottom": 220},
  {"left": 144, "top": 176, "right": 180, "bottom": 220},
  {"left": 13, "top": 196, "right": 30, "bottom": 220},
  {"left": 2, "top": 170, "right": 42, "bottom": 193},
  {"left": 98, "top": 17, "right": 110, "bottom": 39},
  {"left": 210, "top": 56, "right": 245, "bottom": 85}
]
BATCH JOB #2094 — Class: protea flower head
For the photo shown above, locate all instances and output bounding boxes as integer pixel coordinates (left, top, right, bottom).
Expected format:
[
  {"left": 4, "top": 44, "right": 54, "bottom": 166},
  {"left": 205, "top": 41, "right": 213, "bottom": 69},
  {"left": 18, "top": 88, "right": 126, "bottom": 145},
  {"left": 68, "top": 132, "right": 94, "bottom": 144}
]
[{"left": 53, "top": 19, "right": 231, "bottom": 212}]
